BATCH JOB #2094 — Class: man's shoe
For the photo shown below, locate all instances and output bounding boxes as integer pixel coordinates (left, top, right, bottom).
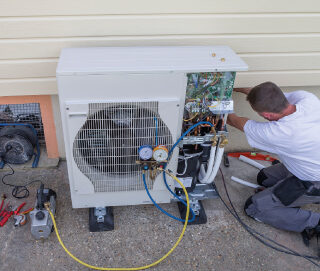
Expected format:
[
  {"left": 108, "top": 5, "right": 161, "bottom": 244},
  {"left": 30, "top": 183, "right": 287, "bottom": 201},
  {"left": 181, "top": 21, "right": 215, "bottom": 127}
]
[
  {"left": 301, "top": 224, "right": 320, "bottom": 257},
  {"left": 301, "top": 228, "right": 314, "bottom": 247},
  {"left": 316, "top": 225, "right": 320, "bottom": 257}
]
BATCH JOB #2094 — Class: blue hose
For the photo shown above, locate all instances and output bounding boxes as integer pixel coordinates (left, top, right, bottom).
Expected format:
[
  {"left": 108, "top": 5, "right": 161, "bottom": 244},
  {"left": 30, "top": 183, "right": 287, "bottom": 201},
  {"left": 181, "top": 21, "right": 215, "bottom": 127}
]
[
  {"left": 169, "top": 121, "right": 214, "bottom": 157},
  {"left": 162, "top": 121, "right": 215, "bottom": 218},
  {"left": 143, "top": 173, "right": 195, "bottom": 222}
]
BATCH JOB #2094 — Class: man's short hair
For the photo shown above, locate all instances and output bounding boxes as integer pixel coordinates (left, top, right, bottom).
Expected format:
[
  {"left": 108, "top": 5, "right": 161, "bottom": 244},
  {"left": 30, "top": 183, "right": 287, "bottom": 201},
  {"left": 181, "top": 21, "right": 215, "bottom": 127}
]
[{"left": 247, "top": 82, "right": 289, "bottom": 113}]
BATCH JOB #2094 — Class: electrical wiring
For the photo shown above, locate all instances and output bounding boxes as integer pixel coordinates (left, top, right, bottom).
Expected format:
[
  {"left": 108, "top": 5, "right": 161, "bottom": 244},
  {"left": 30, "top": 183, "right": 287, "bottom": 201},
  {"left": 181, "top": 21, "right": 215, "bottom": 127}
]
[
  {"left": 46, "top": 170, "right": 190, "bottom": 271},
  {"left": 169, "top": 121, "right": 215, "bottom": 157},
  {"left": 185, "top": 73, "right": 222, "bottom": 122},
  {"left": 208, "top": 100, "right": 221, "bottom": 109},
  {"left": 217, "top": 168, "right": 320, "bottom": 267},
  {"left": 183, "top": 112, "right": 199, "bottom": 122},
  {"left": 177, "top": 152, "right": 201, "bottom": 176},
  {"left": 1, "top": 163, "right": 43, "bottom": 199},
  {"left": 200, "top": 73, "right": 221, "bottom": 106},
  {"left": 210, "top": 72, "right": 221, "bottom": 86},
  {"left": 202, "top": 72, "right": 220, "bottom": 88},
  {"left": 177, "top": 156, "right": 188, "bottom": 176}
]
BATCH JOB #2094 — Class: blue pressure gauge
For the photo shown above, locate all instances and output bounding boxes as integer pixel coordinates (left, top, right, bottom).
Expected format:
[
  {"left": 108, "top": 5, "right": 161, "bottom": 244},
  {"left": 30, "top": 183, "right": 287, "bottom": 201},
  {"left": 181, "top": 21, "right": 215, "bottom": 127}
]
[{"left": 138, "top": 145, "right": 153, "bottom": 160}]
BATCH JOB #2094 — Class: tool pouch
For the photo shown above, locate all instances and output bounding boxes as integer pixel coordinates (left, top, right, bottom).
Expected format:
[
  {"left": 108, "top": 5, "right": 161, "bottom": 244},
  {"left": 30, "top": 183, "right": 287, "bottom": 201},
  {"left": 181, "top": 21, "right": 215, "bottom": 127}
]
[{"left": 273, "top": 176, "right": 306, "bottom": 206}]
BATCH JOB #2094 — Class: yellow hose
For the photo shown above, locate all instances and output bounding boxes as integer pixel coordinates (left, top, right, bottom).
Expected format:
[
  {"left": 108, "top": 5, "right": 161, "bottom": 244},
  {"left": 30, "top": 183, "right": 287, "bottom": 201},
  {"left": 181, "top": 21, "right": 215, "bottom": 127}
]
[{"left": 46, "top": 170, "right": 189, "bottom": 270}]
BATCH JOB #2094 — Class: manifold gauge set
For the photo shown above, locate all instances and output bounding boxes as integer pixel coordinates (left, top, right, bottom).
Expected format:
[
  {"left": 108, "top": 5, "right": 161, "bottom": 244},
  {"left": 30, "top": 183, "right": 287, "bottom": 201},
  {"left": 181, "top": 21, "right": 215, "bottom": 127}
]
[{"left": 138, "top": 145, "right": 169, "bottom": 162}]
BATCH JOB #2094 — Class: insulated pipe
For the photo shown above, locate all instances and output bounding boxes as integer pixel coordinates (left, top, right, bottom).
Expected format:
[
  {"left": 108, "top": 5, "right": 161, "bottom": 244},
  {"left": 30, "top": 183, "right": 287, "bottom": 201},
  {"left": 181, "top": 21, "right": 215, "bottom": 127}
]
[
  {"left": 231, "top": 176, "right": 261, "bottom": 189},
  {"left": 199, "top": 136, "right": 228, "bottom": 184},
  {"left": 201, "top": 146, "right": 225, "bottom": 184},
  {"left": 239, "top": 155, "right": 266, "bottom": 170},
  {"left": 199, "top": 164, "right": 206, "bottom": 180},
  {"left": 198, "top": 146, "right": 217, "bottom": 182}
]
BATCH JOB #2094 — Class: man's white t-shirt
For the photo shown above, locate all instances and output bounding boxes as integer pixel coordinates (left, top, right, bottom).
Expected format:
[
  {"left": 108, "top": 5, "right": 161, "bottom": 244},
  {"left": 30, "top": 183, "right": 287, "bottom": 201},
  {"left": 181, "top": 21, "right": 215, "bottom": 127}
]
[{"left": 244, "top": 90, "right": 320, "bottom": 182}]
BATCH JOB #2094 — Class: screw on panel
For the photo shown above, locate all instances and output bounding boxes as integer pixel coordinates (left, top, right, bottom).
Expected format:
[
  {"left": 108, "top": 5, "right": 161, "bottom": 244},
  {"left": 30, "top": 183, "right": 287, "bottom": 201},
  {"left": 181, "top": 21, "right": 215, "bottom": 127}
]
[
  {"left": 211, "top": 53, "right": 216, "bottom": 57},
  {"left": 220, "top": 58, "right": 226, "bottom": 62}
]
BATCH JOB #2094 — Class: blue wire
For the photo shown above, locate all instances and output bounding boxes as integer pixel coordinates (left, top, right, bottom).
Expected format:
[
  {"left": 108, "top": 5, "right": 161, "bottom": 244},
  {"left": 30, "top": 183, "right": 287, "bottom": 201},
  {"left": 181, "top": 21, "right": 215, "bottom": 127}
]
[
  {"left": 162, "top": 121, "right": 215, "bottom": 217},
  {"left": 142, "top": 173, "right": 195, "bottom": 222},
  {"left": 154, "top": 117, "right": 158, "bottom": 147}
]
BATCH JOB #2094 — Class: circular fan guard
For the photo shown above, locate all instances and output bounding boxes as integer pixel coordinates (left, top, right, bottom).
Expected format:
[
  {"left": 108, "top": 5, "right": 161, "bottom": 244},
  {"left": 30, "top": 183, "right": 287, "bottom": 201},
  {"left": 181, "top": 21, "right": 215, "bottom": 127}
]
[{"left": 73, "top": 104, "right": 173, "bottom": 179}]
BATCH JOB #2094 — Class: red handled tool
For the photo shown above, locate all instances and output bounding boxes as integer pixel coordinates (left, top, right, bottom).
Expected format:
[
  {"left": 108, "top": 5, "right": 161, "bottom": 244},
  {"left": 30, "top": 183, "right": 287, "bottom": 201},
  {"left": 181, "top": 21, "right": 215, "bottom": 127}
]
[
  {"left": 13, "top": 202, "right": 33, "bottom": 227},
  {"left": 0, "top": 194, "right": 6, "bottom": 213},
  {"left": 0, "top": 195, "right": 10, "bottom": 226},
  {"left": 227, "top": 152, "right": 277, "bottom": 162},
  {"left": 0, "top": 202, "right": 32, "bottom": 227},
  {"left": 0, "top": 207, "right": 13, "bottom": 227}
]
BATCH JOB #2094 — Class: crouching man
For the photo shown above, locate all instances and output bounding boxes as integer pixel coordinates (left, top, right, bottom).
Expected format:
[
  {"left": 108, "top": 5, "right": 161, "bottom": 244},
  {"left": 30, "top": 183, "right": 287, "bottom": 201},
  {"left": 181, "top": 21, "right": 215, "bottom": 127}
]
[{"left": 227, "top": 81, "right": 320, "bottom": 243}]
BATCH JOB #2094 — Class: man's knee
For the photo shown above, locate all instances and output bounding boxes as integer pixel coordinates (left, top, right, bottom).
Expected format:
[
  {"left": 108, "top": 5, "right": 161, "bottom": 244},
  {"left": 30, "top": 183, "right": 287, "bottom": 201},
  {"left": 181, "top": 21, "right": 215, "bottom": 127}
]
[
  {"left": 257, "top": 169, "right": 268, "bottom": 186},
  {"left": 244, "top": 196, "right": 254, "bottom": 218}
]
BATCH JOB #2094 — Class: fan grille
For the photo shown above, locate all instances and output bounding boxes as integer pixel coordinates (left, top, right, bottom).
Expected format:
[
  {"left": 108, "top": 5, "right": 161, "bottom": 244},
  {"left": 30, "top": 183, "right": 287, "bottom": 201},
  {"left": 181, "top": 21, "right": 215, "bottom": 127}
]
[{"left": 73, "top": 101, "right": 173, "bottom": 192}]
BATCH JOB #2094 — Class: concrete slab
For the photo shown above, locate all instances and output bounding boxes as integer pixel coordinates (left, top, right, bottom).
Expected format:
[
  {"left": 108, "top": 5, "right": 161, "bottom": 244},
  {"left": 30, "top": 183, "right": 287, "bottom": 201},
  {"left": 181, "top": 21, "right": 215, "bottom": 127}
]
[{"left": 0, "top": 158, "right": 319, "bottom": 271}]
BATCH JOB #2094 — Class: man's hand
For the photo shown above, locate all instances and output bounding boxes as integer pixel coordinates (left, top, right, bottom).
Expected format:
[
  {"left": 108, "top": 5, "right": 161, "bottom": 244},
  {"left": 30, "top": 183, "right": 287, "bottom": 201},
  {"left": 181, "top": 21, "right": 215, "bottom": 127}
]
[
  {"left": 227, "top": 113, "right": 250, "bottom": 132},
  {"left": 233, "top": 88, "right": 251, "bottom": 95}
]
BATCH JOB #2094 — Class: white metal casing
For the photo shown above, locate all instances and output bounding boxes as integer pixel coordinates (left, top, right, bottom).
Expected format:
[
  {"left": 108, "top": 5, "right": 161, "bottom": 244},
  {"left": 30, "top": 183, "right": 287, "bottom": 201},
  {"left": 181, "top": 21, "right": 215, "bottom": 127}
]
[{"left": 56, "top": 46, "right": 247, "bottom": 208}]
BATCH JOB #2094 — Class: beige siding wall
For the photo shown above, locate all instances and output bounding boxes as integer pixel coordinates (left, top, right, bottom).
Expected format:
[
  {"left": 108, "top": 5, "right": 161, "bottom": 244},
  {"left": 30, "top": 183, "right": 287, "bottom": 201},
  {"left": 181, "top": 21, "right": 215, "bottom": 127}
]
[
  {"left": 1, "top": 1, "right": 320, "bottom": 157},
  {"left": 1, "top": 1, "right": 320, "bottom": 96}
]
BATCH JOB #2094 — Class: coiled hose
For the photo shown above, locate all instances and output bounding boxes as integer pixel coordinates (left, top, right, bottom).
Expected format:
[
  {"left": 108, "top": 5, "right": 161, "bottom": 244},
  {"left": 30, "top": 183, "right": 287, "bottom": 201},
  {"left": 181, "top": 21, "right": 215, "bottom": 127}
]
[{"left": 46, "top": 169, "right": 189, "bottom": 271}]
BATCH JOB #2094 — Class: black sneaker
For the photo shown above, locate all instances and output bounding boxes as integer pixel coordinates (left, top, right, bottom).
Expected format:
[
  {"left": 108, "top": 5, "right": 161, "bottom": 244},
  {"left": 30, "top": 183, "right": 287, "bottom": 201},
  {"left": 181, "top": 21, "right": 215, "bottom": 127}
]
[
  {"left": 301, "top": 225, "right": 320, "bottom": 257},
  {"left": 316, "top": 225, "right": 320, "bottom": 257},
  {"left": 301, "top": 228, "right": 314, "bottom": 247}
]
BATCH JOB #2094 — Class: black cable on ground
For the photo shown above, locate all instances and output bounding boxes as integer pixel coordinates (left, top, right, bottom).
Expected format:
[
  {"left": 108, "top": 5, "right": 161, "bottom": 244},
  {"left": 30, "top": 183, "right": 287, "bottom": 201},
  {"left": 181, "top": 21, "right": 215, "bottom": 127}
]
[
  {"left": 217, "top": 168, "right": 320, "bottom": 268},
  {"left": 1, "top": 163, "right": 43, "bottom": 199}
]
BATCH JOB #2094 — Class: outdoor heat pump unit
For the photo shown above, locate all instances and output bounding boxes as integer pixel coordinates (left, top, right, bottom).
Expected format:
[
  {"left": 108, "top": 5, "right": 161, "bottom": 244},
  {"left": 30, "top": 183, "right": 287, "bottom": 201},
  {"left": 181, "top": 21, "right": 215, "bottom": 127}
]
[{"left": 57, "top": 46, "right": 247, "bottom": 231}]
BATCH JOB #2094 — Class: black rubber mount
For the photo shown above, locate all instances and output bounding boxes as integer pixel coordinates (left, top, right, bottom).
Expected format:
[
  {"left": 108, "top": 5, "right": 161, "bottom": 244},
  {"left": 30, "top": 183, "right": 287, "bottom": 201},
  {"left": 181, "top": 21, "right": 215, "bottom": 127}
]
[
  {"left": 177, "top": 200, "right": 207, "bottom": 225},
  {"left": 89, "top": 207, "right": 114, "bottom": 232}
]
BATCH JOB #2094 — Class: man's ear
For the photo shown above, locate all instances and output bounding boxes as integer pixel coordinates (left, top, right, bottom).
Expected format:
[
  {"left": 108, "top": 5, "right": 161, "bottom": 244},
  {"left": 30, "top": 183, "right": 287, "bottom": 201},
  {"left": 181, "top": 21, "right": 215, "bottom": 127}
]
[
  {"left": 259, "top": 112, "right": 272, "bottom": 119},
  {"left": 261, "top": 112, "right": 278, "bottom": 121}
]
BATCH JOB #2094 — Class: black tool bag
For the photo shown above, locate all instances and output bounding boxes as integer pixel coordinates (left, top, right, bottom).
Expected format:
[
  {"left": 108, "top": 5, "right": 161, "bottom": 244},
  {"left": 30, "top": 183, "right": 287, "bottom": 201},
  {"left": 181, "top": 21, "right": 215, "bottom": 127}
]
[{"left": 273, "top": 176, "right": 307, "bottom": 206}]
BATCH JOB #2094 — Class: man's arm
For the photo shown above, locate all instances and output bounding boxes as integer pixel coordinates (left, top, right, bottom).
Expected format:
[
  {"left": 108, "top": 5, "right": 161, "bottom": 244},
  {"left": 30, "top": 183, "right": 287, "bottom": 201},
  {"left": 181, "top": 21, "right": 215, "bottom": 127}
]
[
  {"left": 227, "top": 113, "right": 250, "bottom": 132},
  {"left": 234, "top": 88, "right": 251, "bottom": 95}
]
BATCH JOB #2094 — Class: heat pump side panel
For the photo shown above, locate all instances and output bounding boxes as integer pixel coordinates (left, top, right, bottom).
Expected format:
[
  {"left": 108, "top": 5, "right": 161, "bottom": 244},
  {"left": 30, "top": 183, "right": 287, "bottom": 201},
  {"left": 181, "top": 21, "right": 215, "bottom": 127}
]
[{"left": 57, "top": 73, "right": 187, "bottom": 208}]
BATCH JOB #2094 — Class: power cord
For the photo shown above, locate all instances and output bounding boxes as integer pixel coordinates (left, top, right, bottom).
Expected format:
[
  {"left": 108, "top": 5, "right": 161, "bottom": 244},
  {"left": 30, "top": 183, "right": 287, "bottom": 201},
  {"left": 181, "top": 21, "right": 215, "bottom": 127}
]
[
  {"left": 217, "top": 167, "right": 320, "bottom": 268},
  {"left": 1, "top": 163, "right": 43, "bottom": 199}
]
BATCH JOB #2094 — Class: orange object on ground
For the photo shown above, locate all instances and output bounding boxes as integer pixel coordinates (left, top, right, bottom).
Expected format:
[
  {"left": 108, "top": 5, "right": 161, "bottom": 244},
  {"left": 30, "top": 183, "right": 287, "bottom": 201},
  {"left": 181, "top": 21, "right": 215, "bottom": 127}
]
[{"left": 227, "top": 152, "right": 277, "bottom": 162}]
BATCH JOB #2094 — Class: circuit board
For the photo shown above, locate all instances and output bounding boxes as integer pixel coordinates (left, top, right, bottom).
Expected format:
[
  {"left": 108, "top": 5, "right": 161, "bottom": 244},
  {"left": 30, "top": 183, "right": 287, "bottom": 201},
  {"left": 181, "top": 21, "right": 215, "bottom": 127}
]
[
  {"left": 182, "top": 71, "right": 236, "bottom": 135},
  {"left": 186, "top": 72, "right": 235, "bottom": 101},
  {"left": 184, "top": 72, "right": 236, "bottom": 115}
]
